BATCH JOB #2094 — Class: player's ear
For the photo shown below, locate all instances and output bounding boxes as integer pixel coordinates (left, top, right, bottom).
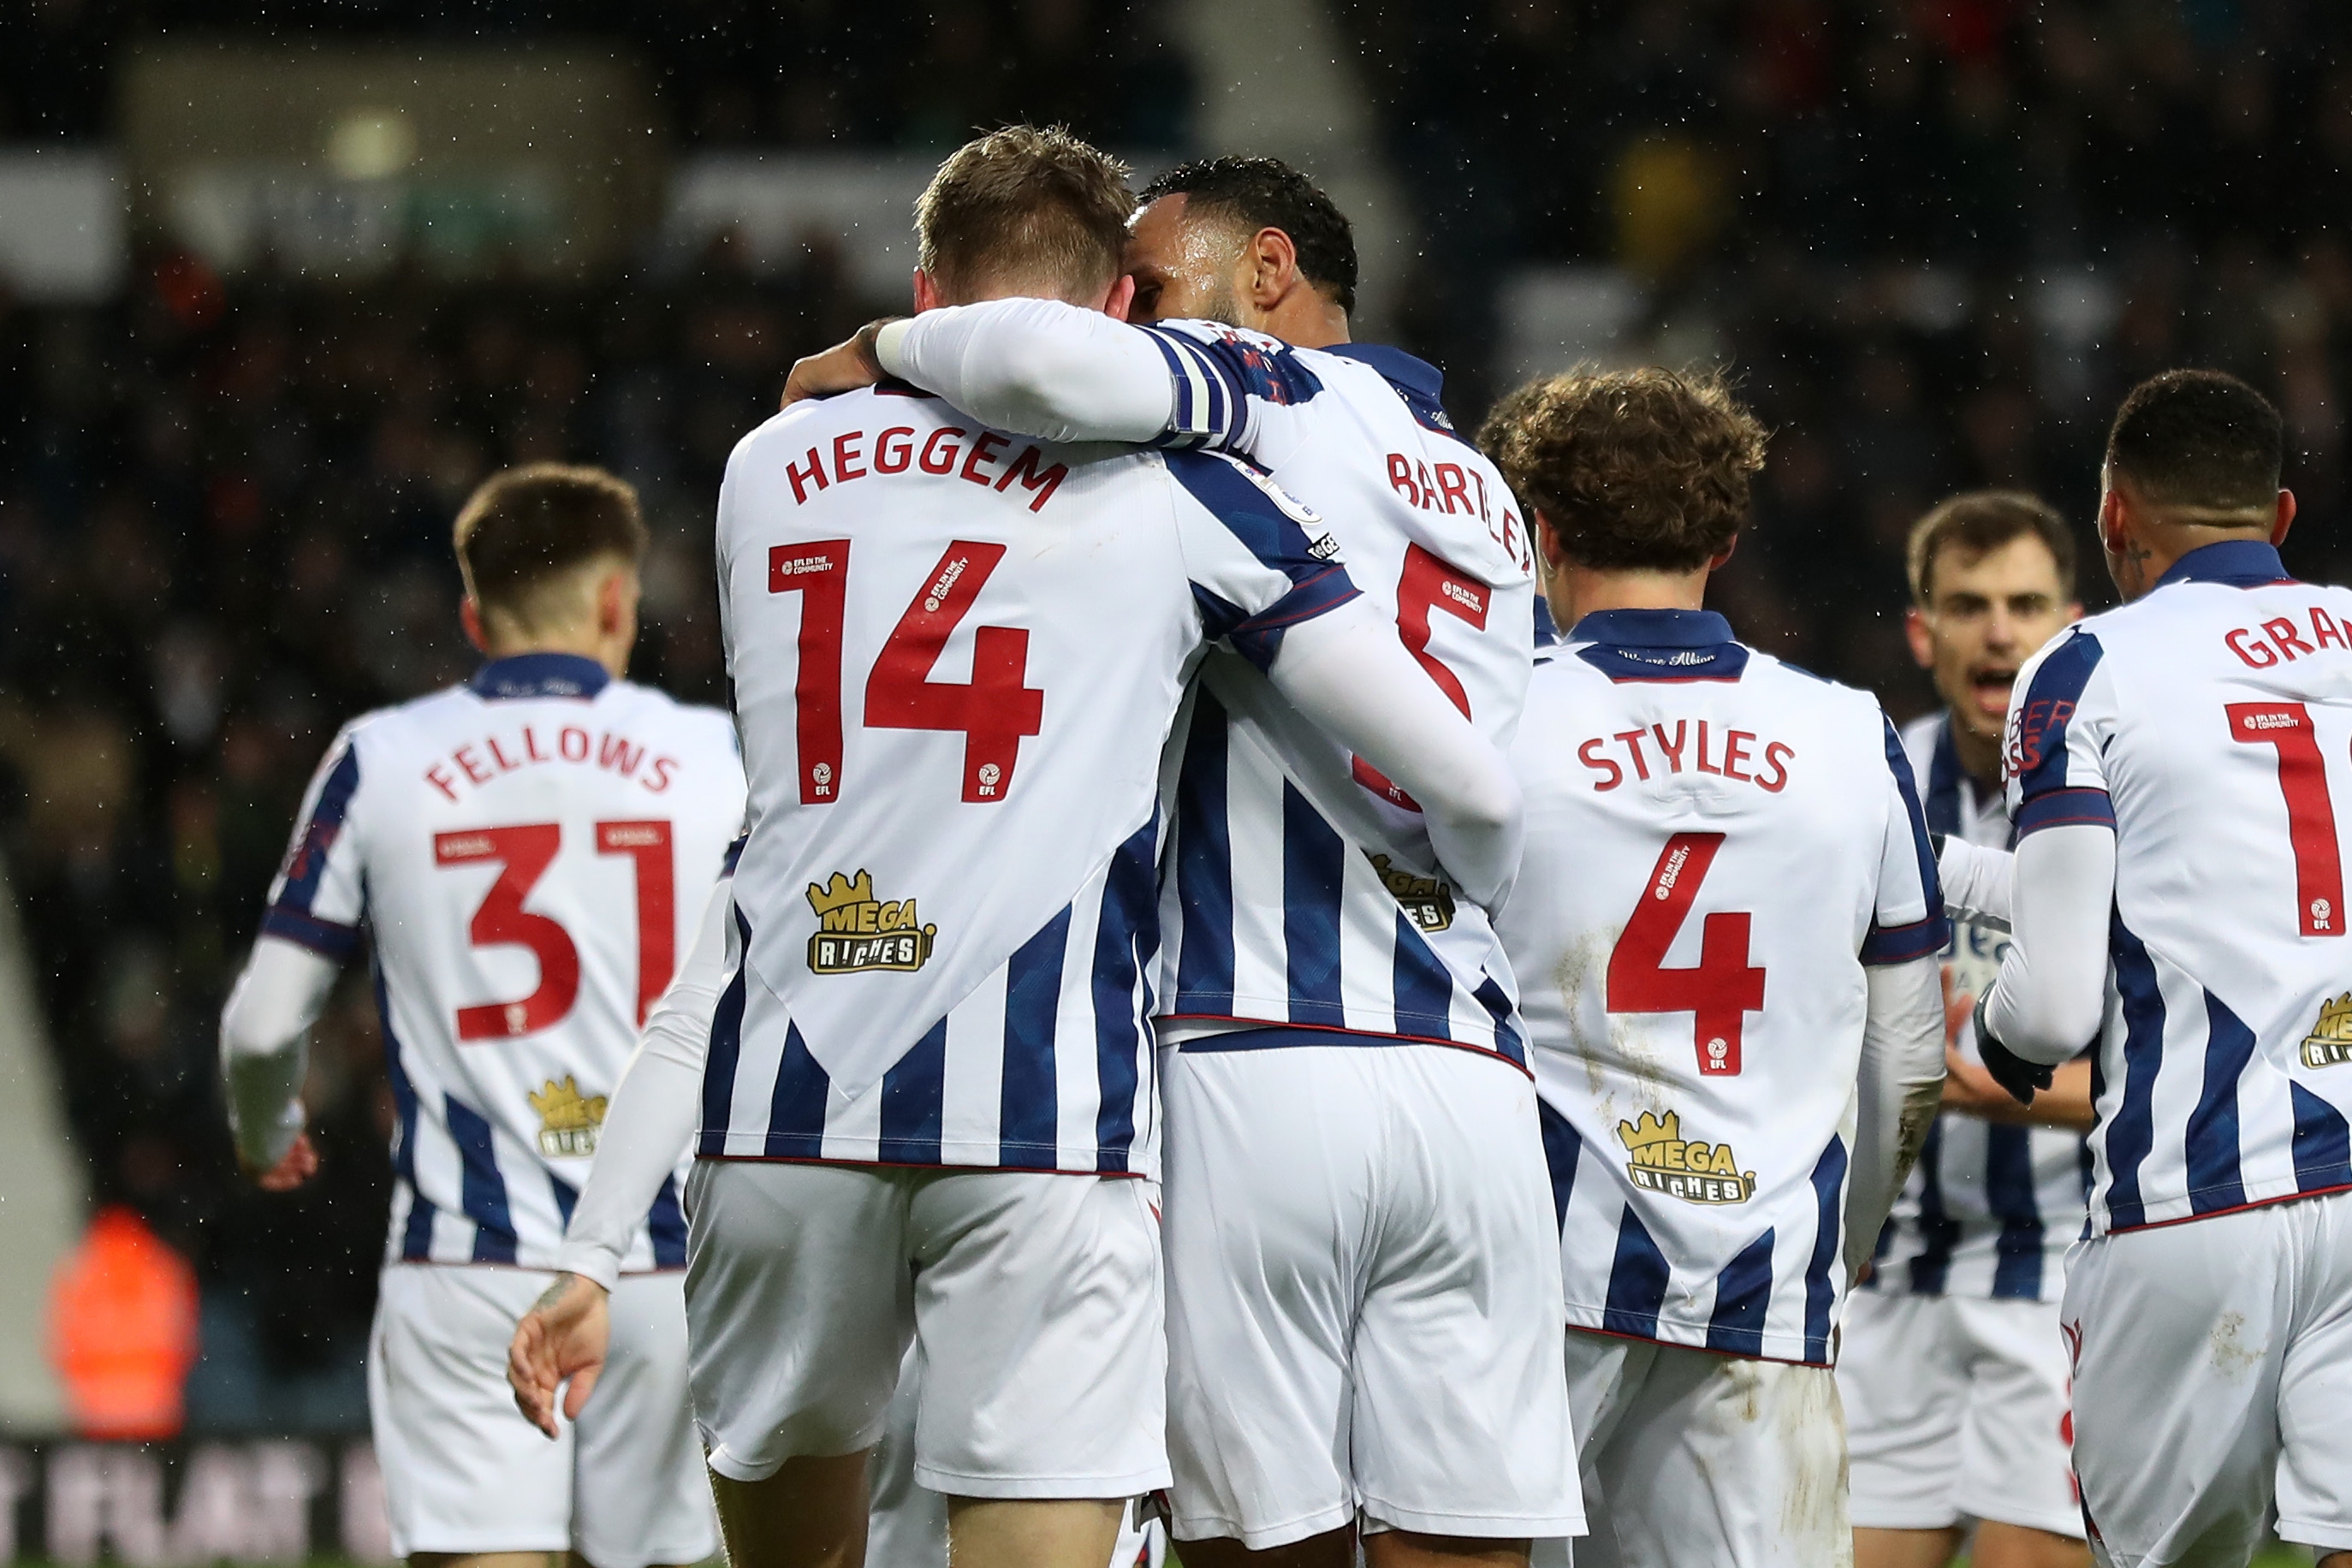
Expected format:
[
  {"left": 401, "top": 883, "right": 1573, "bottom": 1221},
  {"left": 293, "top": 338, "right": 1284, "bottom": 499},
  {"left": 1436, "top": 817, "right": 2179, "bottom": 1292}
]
[
  {"left": 912, "top": 268, "right": 942, "bottom": 313},
  {"left": 1102, "top": 272, "right": 1136, "bottom": 323},
  {"left": 460, "top": 597, "right": 490, "bottom": 655},
  {"left": 2274, "top": 487, "right": 2297, "bottom": 548},
  {"left": 1244, "top": 227, "right": 1297, "bottom": 308},
  {"left": 1904, "top": 607, "right": 1935, "bottom": 670}
]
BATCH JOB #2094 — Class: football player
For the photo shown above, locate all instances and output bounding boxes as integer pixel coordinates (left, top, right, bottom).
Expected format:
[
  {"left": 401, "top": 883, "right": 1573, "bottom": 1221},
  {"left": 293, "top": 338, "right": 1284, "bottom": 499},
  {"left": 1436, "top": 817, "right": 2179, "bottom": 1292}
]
[
  {"left": 1841, "top": 492, "right": 2093, "bottom": 1568},
  {"left": 1974, "top": 370, "right": 2352, "bottom": 1568},
  {"left": 781, "top": 155, "right": 1579, "bottom": 1568},
  {"left": 1482, "top": 368, "right": 1948, "bottom": 1568},
  {"left": 219, "top": 465, "right": 742, "bottom": 1568},
  {"left": 507, "top": 127, "right": 1527, "bottom": 1568}
]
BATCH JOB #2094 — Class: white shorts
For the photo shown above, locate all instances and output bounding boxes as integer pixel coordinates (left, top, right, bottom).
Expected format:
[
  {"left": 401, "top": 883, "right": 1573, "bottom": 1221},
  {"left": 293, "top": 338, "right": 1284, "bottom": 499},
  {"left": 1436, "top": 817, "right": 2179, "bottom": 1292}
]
[
  {"left": 2064, "top": 1190, "right": 2352, "bottom": 1566},
  {"left": 1547, "top": 1331, "right": 1849, "bottom": 1568},
  {"left": 1159, "top": 1040, "right": 1580, "bottom": 1549},
  {"left": 866, "top": 1341, "right": 1167, "bottom": 1568},
  {"left": 367, "top": 1263, "right": 716, "bottom": 1568},
  {"left": 1838, "top": 1290, "right": 2083, "bottom": 1538},
  {"left": 683, "top": 1159, "right": 1167, "bottom": 1500}
]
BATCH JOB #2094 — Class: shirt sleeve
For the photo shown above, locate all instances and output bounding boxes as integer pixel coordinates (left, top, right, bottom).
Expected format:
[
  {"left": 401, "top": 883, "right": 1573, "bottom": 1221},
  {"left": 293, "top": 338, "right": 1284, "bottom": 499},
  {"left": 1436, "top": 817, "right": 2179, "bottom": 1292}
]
[
  {"left": 260, "top": 724, "right": 368, "bottom": 960},
  {"left": 1138, "top": 319, "right": 1325, "bottom": 456},
  {"left": 1862, "top": 711, "right": 1951, "bottom": 965},
  {"left": 1162, "top": 449, "right": 1360, "bottom": 672},
  {"left": 2003, "top": 627, "right": 2117, "bottom": 837},
  {"left": 872, "top": 300, "right": 1177, "bottom": 445}
]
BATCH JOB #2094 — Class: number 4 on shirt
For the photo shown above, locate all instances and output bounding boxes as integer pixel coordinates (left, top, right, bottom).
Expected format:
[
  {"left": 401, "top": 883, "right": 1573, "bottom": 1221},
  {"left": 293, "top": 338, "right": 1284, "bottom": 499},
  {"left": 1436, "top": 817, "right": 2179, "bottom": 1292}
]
[{"left": 1607, "top": 832, "right": 1767, "bottom": 1074}]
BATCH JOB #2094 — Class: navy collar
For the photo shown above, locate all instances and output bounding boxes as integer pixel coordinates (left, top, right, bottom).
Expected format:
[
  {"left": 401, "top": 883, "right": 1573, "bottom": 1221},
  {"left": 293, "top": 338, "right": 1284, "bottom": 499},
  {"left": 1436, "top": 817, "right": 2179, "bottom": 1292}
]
[
  {"left": 1569, "top": 608, "right": 1737, "bottom": 648},
  {"left": 1924, "top": 712, "right": 1966, "bottom": 839},
  {"left": 2155, "top": 538, "right": 2291, "bottom": 589},
  {"left": 1322, "top": 342, "right": 1445, "bottom": 401},
  {"left": 470, "top": 652, "right": 611, "bottom": 701}
]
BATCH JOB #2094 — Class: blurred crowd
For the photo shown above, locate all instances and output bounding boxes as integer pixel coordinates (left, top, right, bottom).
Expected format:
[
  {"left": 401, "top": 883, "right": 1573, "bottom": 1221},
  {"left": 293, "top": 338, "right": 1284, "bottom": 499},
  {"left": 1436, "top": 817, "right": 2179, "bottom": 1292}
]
[
  {"left": 0, "top": 0, "right": 1193, "bottom": 151},
  {"left": 0, "top": 241, "right": 865, "bottom": 1428},
  {"left": 7, "top": 0, "right": 2352, "bottom": 1428}
]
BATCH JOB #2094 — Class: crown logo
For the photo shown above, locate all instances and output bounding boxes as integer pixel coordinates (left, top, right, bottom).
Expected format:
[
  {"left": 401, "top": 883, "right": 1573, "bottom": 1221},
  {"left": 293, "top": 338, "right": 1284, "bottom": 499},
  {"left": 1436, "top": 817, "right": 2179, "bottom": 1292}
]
[
  {"left": 808, "top": 870, "right": 878, "bottom": 918},
  {"left": 529, "top": 1075, "right": 607, "bottom": 1158},
  {"left": 2303, "top": 993, "right": 2352, "bottom": 1069},
  {"left": 1618, "top": 1109, "right": 1681, "bottom": 1154},
  {"left": 1615, "top": 1107, "right": 1754, "bottom": 1205},
  {"left": 806, "top": 869, "right": 938, "bottom": 974}
]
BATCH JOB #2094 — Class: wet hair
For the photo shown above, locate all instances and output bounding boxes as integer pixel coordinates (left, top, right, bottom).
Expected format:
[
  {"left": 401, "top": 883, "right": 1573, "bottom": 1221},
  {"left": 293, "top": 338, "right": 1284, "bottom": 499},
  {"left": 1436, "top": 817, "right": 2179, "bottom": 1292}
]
[
  {"left": 1477, "top": 366, "right": 1768, "bottom": 573},
  {"left": 453, "top": 463, "right": 646, "bottom": 629},
  {"left": 1139, "top": 156, "right": 1358, "bottom": 313},
  {"left": 1906, "top": 490, "right": 2077, "bottom": 606},
  {"left": 916, "top": 124, "right": 1134, "bottom": 302},
  {"left": 2105, "top": 369, "right": 2283, "bottom": 518}
]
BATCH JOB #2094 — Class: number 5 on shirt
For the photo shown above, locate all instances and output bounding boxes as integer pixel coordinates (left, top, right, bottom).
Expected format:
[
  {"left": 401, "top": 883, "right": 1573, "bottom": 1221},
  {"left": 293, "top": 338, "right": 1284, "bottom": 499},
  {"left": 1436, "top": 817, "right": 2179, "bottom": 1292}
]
[{"left": 1607, "top": 831, "right": 1767, "bottom": 1075}]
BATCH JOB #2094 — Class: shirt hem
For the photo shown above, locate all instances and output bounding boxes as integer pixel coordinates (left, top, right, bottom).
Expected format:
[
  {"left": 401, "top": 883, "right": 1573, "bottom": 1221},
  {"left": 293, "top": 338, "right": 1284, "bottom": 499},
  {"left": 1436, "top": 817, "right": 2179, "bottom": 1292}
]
[
  {"left": 1563, "top": 1311, "right": 1829, "bottom": 1369},
  {"left": 2100, "top": 1179, "right": 2352, "bottom": 1236},
  {"left": 1158, "top": 1011, "right": 1530, "bottom": 1077},
  {"left": 695, "top": 1149, "right": 1147, "bottom": 1177}
]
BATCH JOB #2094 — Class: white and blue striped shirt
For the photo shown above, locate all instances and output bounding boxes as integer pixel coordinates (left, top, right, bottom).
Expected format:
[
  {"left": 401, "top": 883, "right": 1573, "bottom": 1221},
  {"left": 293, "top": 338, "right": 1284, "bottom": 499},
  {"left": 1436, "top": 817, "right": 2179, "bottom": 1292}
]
[
  {"left": 1139, "top": 322, "right": 1539, "bottom": 1061},
  {"left": 1500, "top": 612, "right": 1945, "bottom": 1364},
  {"left": 263, "top": 656, "right": 746, "bottom": 1269},
  {"left": 1868, "top": 711, "right": 2088, "bottom": 1302},
  {"left": 2003, "top": 539, "right": 2352, "bottom": 1235},
  {"left": 703, "top": 386, "right": 1358, "bottom": 1174}
]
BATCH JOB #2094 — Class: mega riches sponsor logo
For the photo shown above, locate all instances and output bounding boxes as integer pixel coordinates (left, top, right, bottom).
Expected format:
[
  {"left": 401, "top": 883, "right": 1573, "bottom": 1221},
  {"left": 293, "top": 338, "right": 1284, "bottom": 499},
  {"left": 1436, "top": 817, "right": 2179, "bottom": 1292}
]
[
  {"left": 2304, "top": 993, "right": 2352, "bottom": 1068},
  {"left": 1617, "top": 1109, "right": 1756, "bottom": 1204},
  {"left": 528, "top": 1075, "right": 607, "bottom": 1158},
  {"left": 1369, "top": 852, "right": 1455, "bottom": 932},
  {"left": 805, "top": 870, "right": 937, "bottom": 974}
]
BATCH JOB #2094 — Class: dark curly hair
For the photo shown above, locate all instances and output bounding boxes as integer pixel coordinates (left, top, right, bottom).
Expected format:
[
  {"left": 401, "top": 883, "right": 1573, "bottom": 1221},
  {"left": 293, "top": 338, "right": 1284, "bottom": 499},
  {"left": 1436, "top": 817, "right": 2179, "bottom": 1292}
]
[
  {"left": 1478, "top": 366, "right": 1768, "bottom": 573},
  {"left": 2106, "top": 368, "right": 2282, "bottom": 518},
  {"left": 1140, "top": 157, "right": 1358, "bottom": 313}
]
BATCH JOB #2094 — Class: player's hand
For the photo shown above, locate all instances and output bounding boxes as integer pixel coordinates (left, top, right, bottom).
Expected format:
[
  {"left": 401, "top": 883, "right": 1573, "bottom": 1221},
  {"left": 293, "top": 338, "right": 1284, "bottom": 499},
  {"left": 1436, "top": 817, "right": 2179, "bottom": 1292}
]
[
  {"left": 245, "top": 1131, "right": 319, "bottom": 1191},
  {"left": 508, "top": 1272, "right": 612, "bottom": 1440},
  {"left": 1939, "top": 964, "right": 1972, "bottom": 1049},
  {"left": 1973, "top": 992, "right": 2054, "bottom": 1106},
  {"left": 781, "top": 319, "right": 894, "bottom": 407}
]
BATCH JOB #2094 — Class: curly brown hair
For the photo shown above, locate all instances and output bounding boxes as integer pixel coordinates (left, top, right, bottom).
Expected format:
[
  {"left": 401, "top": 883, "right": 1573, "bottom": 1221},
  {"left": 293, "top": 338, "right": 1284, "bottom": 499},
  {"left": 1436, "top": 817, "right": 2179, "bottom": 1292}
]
[{"left": 1478, "top": 366, "right": 1768, "bottom": 573}]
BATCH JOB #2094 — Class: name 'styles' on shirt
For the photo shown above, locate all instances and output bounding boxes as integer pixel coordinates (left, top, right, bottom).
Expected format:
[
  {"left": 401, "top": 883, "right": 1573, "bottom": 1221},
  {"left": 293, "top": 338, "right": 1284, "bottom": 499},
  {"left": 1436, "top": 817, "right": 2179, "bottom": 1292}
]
[
  {"left": 1497, "top": 609, "right": 1943, "bottom": 1365},
  {"left": 264, "top": 654, "right": 746, "bottom": 1270}
]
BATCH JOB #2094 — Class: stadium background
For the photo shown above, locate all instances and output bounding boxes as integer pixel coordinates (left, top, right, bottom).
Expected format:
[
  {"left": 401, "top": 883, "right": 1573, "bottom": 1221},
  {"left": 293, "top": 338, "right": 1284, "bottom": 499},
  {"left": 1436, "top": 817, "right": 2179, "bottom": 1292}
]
[{"left": 0, "top": 1, "right": 2340, "bottom": 1560}]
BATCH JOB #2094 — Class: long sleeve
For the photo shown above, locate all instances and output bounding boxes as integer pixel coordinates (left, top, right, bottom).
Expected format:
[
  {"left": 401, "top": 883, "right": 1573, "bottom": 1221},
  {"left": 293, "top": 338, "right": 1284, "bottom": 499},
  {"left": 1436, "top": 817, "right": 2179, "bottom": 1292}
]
[
  {"left": 218, "top": 936, "right": 342, "bottom": 1167},
  {"left": 875, "top": 299, "right": 1177, "bottom": 444},
  {"left": 1937, "top": 834, "right": 2013, "bottom": 932},
  {"left": 553, "top": 877, "right": 733, "bottom": 1291},
  {"left": 1266, "top": 594, "right": 1524, "bottom": 910},
  {"left": 1844, "top": 953, "right": 1947, "bottom": 1274},
  {"left": 1981, "top": 822, "right": 2117, "bottom": 1066}
]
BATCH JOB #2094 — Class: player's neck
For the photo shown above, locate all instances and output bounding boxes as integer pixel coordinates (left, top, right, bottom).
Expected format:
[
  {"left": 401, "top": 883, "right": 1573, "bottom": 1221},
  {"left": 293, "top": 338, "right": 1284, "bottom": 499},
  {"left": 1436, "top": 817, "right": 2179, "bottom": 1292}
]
[
  {"left": 481, "top": 629, "right": 627, "bottom": 680},
  {"left": 1546, "top": 563, "right": 1711, "bottom": 629},
  {"left": 1248, "top": 292, "right": 1349, "bottom": 349},
  {"left": 1945, "top": 713, "right": 2005, "bottom": 791}
]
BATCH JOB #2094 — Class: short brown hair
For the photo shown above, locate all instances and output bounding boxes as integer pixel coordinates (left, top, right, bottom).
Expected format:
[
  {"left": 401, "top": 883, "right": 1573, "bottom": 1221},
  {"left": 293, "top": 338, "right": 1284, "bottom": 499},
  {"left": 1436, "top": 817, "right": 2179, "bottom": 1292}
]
[
  {"left": 454, "top": 463, "right": 647, "bottom": 630},
  {"left": 1478, "top": 366, "right": 1768, "bottom": 573},
  {"left": 916, "top": 124, "right": 1134, "bottom": 303},
  {"left": 1906, "top": 490, "right": 2077, "bottom": 606}
]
